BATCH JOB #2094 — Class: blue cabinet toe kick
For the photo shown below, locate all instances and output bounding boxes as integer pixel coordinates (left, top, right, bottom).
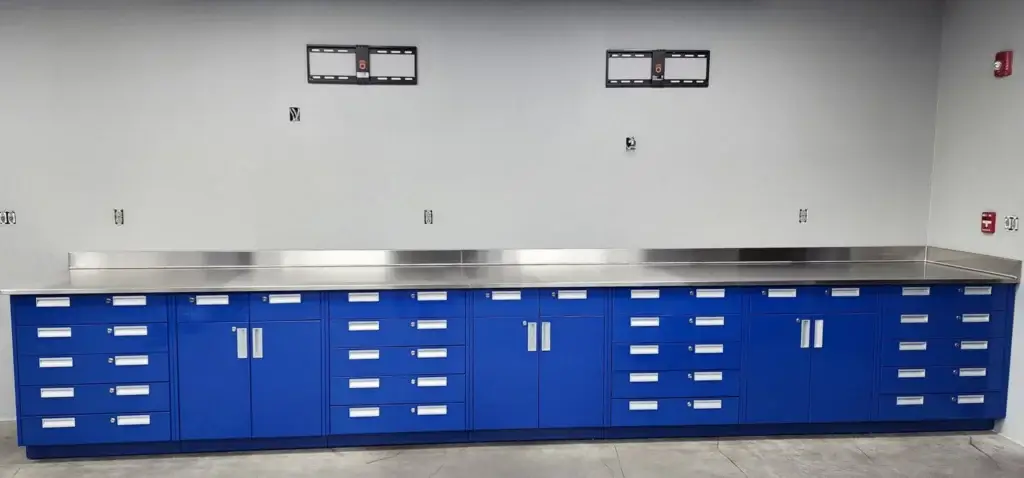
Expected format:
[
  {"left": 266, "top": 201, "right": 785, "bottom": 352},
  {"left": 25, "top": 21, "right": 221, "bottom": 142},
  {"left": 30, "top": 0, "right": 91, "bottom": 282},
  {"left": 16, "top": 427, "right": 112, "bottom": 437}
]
[{"left": 24, "top": 420, "right": 998, "bottom": 459}]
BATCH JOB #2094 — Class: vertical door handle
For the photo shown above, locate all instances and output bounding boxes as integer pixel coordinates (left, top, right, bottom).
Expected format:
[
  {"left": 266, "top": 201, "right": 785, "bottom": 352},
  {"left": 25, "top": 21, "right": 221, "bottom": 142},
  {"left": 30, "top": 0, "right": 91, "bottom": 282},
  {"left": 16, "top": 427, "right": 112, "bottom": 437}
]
[
  {"left": 252, "top": 328, "right": 264, "bottom": 359},
  {"left": 800, "top": 320, "right": 810, "bottom": 349},
  {"left": 236, "top": 327, "right": 248, "bottom": 359},
  {"left": 541, "top": 322, "right": 551, "bottom": 352},
  {"left": 527, "top": 322, "right": 537, "bottom": 352},
  {"left": 813, "top": 320, "right": 823, "bottom": 349}
]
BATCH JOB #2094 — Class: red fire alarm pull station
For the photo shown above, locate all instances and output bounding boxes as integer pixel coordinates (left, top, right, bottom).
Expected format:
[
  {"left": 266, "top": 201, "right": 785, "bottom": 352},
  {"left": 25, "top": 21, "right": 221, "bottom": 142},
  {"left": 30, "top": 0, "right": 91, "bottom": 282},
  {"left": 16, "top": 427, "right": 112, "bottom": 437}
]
[
  {"left": 995, "top": 51, "right": 1013, "bottom": 78},
  {"left": 982, "top": 212, "right": 997, "bottom": 234}
]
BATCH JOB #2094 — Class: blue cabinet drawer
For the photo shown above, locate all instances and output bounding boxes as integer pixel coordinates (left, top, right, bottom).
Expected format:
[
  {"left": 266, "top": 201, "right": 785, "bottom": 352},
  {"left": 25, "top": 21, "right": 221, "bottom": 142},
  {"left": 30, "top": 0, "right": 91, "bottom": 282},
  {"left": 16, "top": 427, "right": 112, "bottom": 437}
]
[
  {"left": 880, "top": 339, "right": 1004, "bottom": 367},
  {"left": 539, "top": 288, "right": 607, "bottom": 316},
  {"left": 330, "top": 403, "right": 466, "bottom": 435},
  {"left": 19, "top": 383, "right": 170, "bottom": 416},
  {"left": 822, "top": 287, "right": 878, "bottom": 313},
  {"left": 12, "top": 294, "right": 169, "bottom": 326},
  {"left": 881, "top": 285, "right": 955, "bottom": 311},
  {"left": 176, "top": 294, "right": 250, "bottom": 323},
  {"left": 330, "top": 318, "right": 466, "bottom": 347},
  {"left": 611, "top": 398, "right": 738, "bottom": 427},
  {"left": 331, "top": 375, "right": 466, "bottom": 405},
  {"left": 612, "top": 314, "right": 740, "bottom": 343},
  {"left": 250, "top": 292, "right": 322, "bottom": 322},
  {"left": 471, "top": 289, "right": 539, "bottom": 317},
  {"left": 331, "top": 347, "right": 466, "bottom": 376},
  {"left": 952, "top": 285, "right": 1008, "bottom": 311},
  {"left": 612, "top": 370, "right": 740, "bottom": 398},
  {"left": 876, "top": 393, "right": 1004, "bottom": 421},
  {"left": 18, "top": 353, "right": 169, "bottom": 386},
  {"left": 879, "top": 365, "right": 1005, "bottom": 394},
  {"left": 330, "top": 290, "right": 466, "bottom": 318},
  {"left": 17, "top": 324, "right": 168, "bottom": 355},
  {"left": 20, "top": 412, "right": 171, "bottom": 446},
  {"left": 882, "top": 311, "right": 1007, "bottom": 340},
  {"left": 749, "top": 287, "right": 826, "bottom": 314},
  {"left": 612, "top": 288, "right": 742, "bottom": 315},
  {"left": 613, "top": 343, "right": 740, "bottom": 371}
]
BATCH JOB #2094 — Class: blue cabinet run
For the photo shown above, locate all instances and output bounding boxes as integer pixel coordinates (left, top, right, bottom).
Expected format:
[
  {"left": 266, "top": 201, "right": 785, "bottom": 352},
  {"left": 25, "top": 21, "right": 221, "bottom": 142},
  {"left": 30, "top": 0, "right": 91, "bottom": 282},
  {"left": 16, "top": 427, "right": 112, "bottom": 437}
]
[{"left": 9, "top": 282, "right": 1015, "bottom": 458}]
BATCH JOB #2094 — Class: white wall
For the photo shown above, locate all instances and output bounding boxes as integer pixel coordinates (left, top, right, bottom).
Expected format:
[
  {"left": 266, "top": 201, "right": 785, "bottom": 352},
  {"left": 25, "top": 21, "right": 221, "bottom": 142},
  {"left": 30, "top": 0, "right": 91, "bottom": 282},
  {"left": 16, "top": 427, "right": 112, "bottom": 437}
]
[
  {"left": 929, "top": 0, "right": 1024, "bottom": 444},
  {"left": 0, "top": 0, "right": 943, "bottom": 420}
]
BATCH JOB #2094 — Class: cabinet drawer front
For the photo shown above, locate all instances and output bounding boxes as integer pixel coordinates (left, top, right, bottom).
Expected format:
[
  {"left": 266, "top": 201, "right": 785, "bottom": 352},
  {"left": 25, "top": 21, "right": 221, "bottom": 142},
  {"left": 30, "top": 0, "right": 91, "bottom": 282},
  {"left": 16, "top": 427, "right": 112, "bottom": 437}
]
[
  {"left": 879, "top": 366, "right": 1005, "bottom": 394},
  {"left": 539, "top": 288, "right": 607, "bottom": 317},
  {"left": 947, "top": 392, "right": 1004, "bottom": 420},
  {"left": 881, "top": 285, "right": 956, "bottom": 311},
  {"left": 613, "top": 344, "right": 686, "bottom": 371},
  {"left": 876, "top": 395, "right": 946, "bottom": 421},
  {"left": 18, "top": 324, "right": 168, "bottom": 355},
  {"left": 681, "top": 288, "right": 743, "bottom": 314},
  {"left": 12, "top": 295, "right": 169, "bottom": 326},
  {"left": 471, "top": 290, "right": 539, "bottom": 317},
  {"left": 611, "top": 399, "right": 683, "bottom": 427},
  {"left": 331, "top": 347, "right": 466, "bottom": 376},
  {"left": 749, "top": 287, "right": 826, "bottom": 314},
  {"left": 612, "top": 370, "right": 740, "bottom": 398},
  {"left": 952, "top": 285, "right": 1008, "bottom": 311},
  {"left": 330, "top": 375, "right": 466, "bottom": 405},
  {"left": 822, "top": 287, "right": 878, "bottom": 313},
  {"left": 682, "top": 343, "right": 741, "bottom": 370},
  {"left": 18, "top": 353, "right": 170, "bottom": 386},
  {"left": 680, "top": 397, "right": 740, "bottom": 425},
  {"left": 398, "top": 290, "right": 467, "bottom": 318},
  {"left": 612, "top": 288, "right": 686, "bottom": 315},
  {"left": 250, "top": 292, "right": 322, "bottom": 322},
  {"left": 612, "top": 315, "right": 740, "bottom": 343},
  {"left": 20, "top": 412, "right": 171, "bottom": 446},
  {"left": 950, "top": 338, "right": 1005, "bottom": 367},
  {"left": 19, "top": 383, "right": 170, "bottom": 416},
  {"left": 330, "top": 403, "right": 466, "bottom": 435},
  {"left": 329, "top": 291, "right": 403, "bottom": 319},
  {"left": 881, "top": 312, "right": 945, "bottom": 340},
  {"left": 947, "top": 311, "right": 1007, "bottom": 339},
  {"left": 176, "top": 294, "right": 250, "bottom": 323},
  {"left": 330, "top": 318, "right": 466, "bottom": 347},
  {"left": 880, "top": 340, "right": 950, "bottom": 367}
]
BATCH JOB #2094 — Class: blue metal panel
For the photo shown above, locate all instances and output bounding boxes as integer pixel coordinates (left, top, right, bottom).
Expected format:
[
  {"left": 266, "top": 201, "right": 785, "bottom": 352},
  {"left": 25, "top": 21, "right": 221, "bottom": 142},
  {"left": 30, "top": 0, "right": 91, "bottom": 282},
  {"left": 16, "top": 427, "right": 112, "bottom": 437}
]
[
  {"left": 252, "top": 321, "right": 323, "bottom": 438},
  {"left": 17, "top": 324, "right": 168, "bottom": 355},
  {"left": 539, "top": 316, "right": 604, "bottom": 429},
  {"left": 743, "top": 315, "right": 810, "bottom": 424},
  {"left": 249, "top": 292, "right": 322, "bottom": 322},
  {"left": 539, "top": 288, "right": 607, "bottom": 317},
  {"left": 330, "top": 403, "right": 466, "bottom": 434},
  {"left": 330, "top": 375, "right": 466, "bottom": 405},
  {"left": 177, "top": 321, "right": 251, "bottom": 440},
  {"left": 19, "top": 383, "right": 170, "bottom": 416},
  {"left": 18, "top": 353, "right": 170, "bottom": 386},
  {"left": 329, "top": 317, "right": 466, "bottom": 347},
  {"left": 176, "top": 294, "right": 250, "bottom": 323},
  {"left": 328, "top": 290, "right": 404, "bottom": 318},
  {"left": 808, "top": 314, "right": 876, "bottom": 423},
  {"left": 472, "top": 317, "right": 538, "bottom": 430},
  {"left": 471, "top": 289, "right": 539, "bottom": 317},
  {"left": 612, "top": 314, "right": 741, "bottom": 343},
  {"left": 20, "top": 412, "right": 171, "bottom": 446},
  {"left": 12, "top": 294, "right": 169, "bottom": 326},
  {"left": 612, "top": 370, "right": 740, "bottom": 399}
]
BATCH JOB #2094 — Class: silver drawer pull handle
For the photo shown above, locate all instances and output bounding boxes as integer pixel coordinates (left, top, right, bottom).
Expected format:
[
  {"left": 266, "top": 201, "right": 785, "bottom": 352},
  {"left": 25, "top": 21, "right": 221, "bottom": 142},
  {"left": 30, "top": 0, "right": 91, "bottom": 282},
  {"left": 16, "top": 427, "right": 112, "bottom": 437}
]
[
  {"left": 348, "top": 378, "right": 380, "bottom": 389},
  {"left": 557, "top": 290, "right": 587, "bottom": 300},
  {"left": 113, "top": 355, "right": 149, "bottom": 366},
  {"left": 416, "top": 405, "right": 448, "bottom": 416},
  {"left": 195, "top": 295, "right": 229, "bottom": 306},
  {"left": 692, "top": 400, "right": 722, "bottom": 410},
  {"left": 899, "top": 342, "right": 927, "bottom": 351},
  {"left": 416, "top": 291, "right": 448, "bottom": 302},
  {"left": 115, "top": 415, "right": 151, "bottom": 426},
  {"left": 416, "top": 377, "right": 448, "bottom": 387},
  {"left": 115, "top": 385, "right": 150, "bottom": 396},
  {"left": 963, "top": 286, "right": 992, "bottom": 296},
  {"left": 897, "top": 369, "right": 926, "bottom": 379},
  {"left": 692, "top": 371, "right": 723, "bottom": 382},
  {"left": 111, "top": 296, "right": 147, "bottom": 307},
  {"left": 957, "top": 395, "right": 985, "bottom": 405},
  {"left": 348, "top": 321, "right": 380, "bottom": 332},
  {"left": 961, "top": 314, "right": 990, "bottom": 323},
  {"left": 112, "top": 326, "right": 148, "bottom": 337},
  {"left": 39, "top": 357, "right": 73, "bottom": 368},
  {"left": 629, "top": 401, "right": 658, "bottom": 411},
  {"left": 630, "top": 289, "right": 660, "bottom": 299},
  {"left": 896, "top": 396, "right": 925, "bottom": 406},
  {"left": 349, "top": 407, "right": 380, "bottom": 418},
  {"left": 41, "top": 418, "right": 76, "bottom": 429},
  {"left": 629, "top": 345, "right": 659, "bottom": 355},
  {"left": 693, "top": 317, "right": 725, "bottom": 327},
  {"left": 830, "top": 288, "right": 860, "bottom": 297},
  {"left": 415, "top": 348, "right": 448, "bottom": 359},
  {"left": 40, "top": 388, "right": 74, "bottom": 399},
  {"left": 959, "top": 341, "right": 988, "bottom": 350},
  {"left": 348, "top": 292, "right": 379, "bottom": 303},
  {"left": 900, "top": 314, "right": 928, "bottom": 324},
  {"left": 630, "top": 317, "right": 660, "bottom": 328},
  {"left": 268, "top": 294, "right": 301, "bottom": 304},
  {"left": 695, "top": 289, "right": 725, "bottom": 299},
  {"left": 37, "top": 328, "right": 72, "bottom": 339},
  {"left": 348, "top": 350, "right": 380, "bottom": 361},
  {"left": 35, "top": 297, "right": 71, "bottom": 308},
  {"left": 629, "top": 373, "right": 658, "bottom": 383},
  {"left": 901, "top": 287, "right": 930, "bottom": 296},
  {"left": 693, "top": 344, "right": 724, "bottom": 354},
  {"left": 958, "top": 368, "right": 987, "bottom": 377},
  {"left": 767, "top": 288, "right": 797, "bottom": 298},
  {"left": 491, "top": 291, "right": 522, "bottom": 301},
  {"left": 416, "top": 320, "right": 447, "bottom": 330}
]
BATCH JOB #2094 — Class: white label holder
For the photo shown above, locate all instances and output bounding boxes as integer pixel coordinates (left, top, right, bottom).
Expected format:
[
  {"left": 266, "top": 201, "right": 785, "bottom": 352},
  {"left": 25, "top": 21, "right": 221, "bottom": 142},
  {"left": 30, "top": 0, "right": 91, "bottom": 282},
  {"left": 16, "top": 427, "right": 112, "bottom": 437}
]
[
  {"left": 416, "top": 320, "right": 448, "bottom": 330},
  {"left": 36, "top": 297, "right": 71, "bottom": 308}
]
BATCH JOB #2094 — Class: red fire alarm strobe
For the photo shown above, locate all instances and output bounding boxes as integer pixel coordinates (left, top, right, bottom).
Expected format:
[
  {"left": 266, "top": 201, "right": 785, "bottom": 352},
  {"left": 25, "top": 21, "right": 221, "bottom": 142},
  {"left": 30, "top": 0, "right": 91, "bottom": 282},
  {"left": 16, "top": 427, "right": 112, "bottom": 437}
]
[
  {"left": 995, "top": 51, "right": 1013, "bottom": 78},
  {"left": 982, "top": 212, "right": 997, "bottom": 234}
]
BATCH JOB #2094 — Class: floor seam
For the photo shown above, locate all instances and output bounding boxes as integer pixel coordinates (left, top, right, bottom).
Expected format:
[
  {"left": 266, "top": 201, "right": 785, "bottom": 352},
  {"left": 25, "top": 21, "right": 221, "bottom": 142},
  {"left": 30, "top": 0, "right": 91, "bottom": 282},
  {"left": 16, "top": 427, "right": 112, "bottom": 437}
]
[
  {"left": 365, "top": 450, "right": 404, "bottom": 465},
  {"left": 853, "top": 442, "right": 875, "bottom": 464},
  {"left": 717, "top": 440, "right": 749, "bottom": 478},
  {"left": 968, "top": 436, "right": 1003, "bottom": 470},
  {"left": 614, "top": 445, "right": 627, "bottom": 478}
]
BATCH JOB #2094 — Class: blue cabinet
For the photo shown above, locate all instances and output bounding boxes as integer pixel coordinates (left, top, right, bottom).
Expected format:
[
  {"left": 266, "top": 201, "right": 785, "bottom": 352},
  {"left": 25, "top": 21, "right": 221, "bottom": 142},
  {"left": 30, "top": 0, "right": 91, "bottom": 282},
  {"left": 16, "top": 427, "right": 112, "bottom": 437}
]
[
  {"left": 472, "top": 317, "right": 539, "bottom": 430},
  {"left": 745, "top": 312, "right": 877, "bottom": 424},
  {"left": 178, "top": 321, "right": 251, "bottom": 440},
  {"left": 539, "top": 316, "right": 604, "bottom": 428},
  {"left": 251, "top": 321, "right": 323, "bottom": 438}
]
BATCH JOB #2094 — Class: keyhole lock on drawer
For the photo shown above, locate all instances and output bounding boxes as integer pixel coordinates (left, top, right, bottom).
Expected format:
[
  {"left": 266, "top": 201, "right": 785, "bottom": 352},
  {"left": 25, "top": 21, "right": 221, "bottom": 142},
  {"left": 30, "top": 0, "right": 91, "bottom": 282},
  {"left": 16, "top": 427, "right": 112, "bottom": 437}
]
[
  {"left": 411, "top": 379, "right": 417, "bottom": 385},
  {"left": 110, "top": 418, "right": 116, "bottom": 424},
  {"left": 105, "top": 298, "right": 112, "bottom": 304},
  {"left": 687, "top": 346, "right": 694, "bottom": 352},
  {"left": 410, "top": 350, "right": 417, "bottom": 356},
  {"left": 109, "top": 388, "right": 115, "bottom": 394},
  {"left": 410, "top": 321, "right": 416, "bottom": 328},
  {"left": 107, "top": 358, "right": 114, "bottom": 364},
  {"left": 107, "top": 328, "right": 113, "bottom": 334}
]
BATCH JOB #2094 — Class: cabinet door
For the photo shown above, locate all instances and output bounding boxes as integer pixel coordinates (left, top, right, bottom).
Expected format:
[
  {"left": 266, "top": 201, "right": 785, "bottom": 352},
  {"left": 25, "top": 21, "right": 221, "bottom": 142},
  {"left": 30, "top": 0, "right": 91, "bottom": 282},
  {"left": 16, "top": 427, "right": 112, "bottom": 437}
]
[
  {"left": 809, "top": 314, "right": 877, "bottom": 423},
  {"left": 539, "top": 317, "right": 604, "bottom": 428},
  {"left": 251, "top": 321, "right": 323, "bottom": 438},
  {"left": 178, "top": 321, "right": 251, "bottom": 440},
  {"left": 472, "top": 317, "right": 539, "bottom": 430},
  {"left": 744, "top": 315, "right": 810, "bottom": 424}
]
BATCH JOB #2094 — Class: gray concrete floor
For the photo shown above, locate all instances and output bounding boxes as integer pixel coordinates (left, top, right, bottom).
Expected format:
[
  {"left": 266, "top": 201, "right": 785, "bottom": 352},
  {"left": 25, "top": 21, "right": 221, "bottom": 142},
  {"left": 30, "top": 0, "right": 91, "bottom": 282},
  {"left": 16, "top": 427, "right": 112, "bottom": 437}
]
[{"left": 0, "top": 424, "right": 1021, "bottom": 478}]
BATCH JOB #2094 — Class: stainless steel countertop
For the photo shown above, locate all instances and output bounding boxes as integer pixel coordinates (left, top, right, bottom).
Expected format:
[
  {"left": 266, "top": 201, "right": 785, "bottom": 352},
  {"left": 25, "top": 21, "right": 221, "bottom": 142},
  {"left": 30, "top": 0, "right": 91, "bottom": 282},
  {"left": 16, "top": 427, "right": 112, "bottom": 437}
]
[{"left": 1, "top": 261, "right": 1015, "bottom": 295}]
